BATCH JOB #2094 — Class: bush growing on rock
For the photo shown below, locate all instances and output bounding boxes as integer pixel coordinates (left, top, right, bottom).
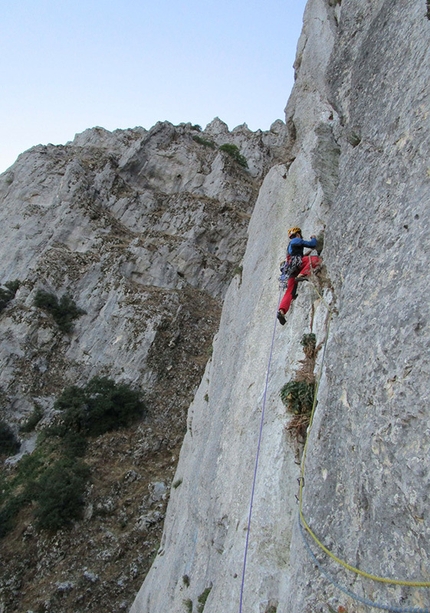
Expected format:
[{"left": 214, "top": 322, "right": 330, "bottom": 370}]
[
  {"left": 20, "top": 404, "right": 44, "bottom": 433},
  {"left": 219, "top": 143, "right": 248, "bottom": 168},
  {"left": 0, "top": 430, "right": 91, "bottom": 535},
  {"left": 54, "top": 376, "right": 146, "bottom": 437},
  {"left": 34, "top": 289, "right": 86, "bottom": 333},
  {"left": 197, "top": 587, "right": 212, "bottom": 613},
  {"left": 0, "top": 445, "right": 49, "bottom": 536},
  {"left": 280, "top": 380, "right": 315, "bottom": 415},
  {"left": 0, "top": 280, "right": 20, "bottom": 314},
  {"left": 0, "top": 421, "right": 20, "bottom": 456},
  {"left": 33, "top": 457, "right": 90, "bottom": 531},
  {"left": 0, "top": 377, "right": 145, "bottom": 537},
  {"left": 193, "top": 134, "right": 216, "bottom": 148}
]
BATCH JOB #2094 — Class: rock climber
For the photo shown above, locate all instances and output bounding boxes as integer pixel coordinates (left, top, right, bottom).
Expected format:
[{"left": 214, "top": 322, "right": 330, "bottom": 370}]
[{"left": 277, "top": 226, "right": 321, "bottom": 326}]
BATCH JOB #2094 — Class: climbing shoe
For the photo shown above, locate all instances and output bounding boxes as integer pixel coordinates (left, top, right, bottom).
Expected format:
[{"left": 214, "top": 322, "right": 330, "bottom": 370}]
[
  {"left": 295, "top": 275, "right": 308, "bottom": 282},
  {"left": 277, "top": 311, "right": 286, "bottom": 326}
]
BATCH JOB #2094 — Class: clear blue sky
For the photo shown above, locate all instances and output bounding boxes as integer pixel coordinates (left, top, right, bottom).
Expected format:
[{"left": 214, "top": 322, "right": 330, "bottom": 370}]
[{"left": 1, "top": 0, "right": 307, "bottom": 174}]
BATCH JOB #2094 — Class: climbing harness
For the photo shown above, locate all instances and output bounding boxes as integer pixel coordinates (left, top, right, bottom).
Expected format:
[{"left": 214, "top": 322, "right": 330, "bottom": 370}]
[
  {"left": 279, "top": 256, "right": 303, "bottom": 286},
  {"left": 238, "top": 287, "right": 282, "bottom": 613},
  {"left": 279, "top": 242, "right": 321, "bottom": 291},
  {"left": 297, "top": 310, "right": 430, "bottom": 609}
]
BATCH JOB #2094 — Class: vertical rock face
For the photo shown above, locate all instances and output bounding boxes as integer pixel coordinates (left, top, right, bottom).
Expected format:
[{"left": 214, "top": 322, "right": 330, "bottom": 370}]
[
  {"left": 0, "top": 120, "right": 288, "bottom": 611},
  {"left": 288, "top": 2, "right": 430, "bottom": 612},
  {"left": 131, "top": 2, "right": 430, "bottom": 613}
]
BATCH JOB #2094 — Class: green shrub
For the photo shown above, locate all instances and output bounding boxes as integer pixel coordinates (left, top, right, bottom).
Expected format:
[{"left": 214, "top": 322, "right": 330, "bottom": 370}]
[
  {"left": 0, "top": 421, "right": 20, "bottom": 456},
  {"left": 34, "top": 289, "right": 86, "bottom": 333},
  {"left": 33, "top": 457, "right": 90, "bottom": 531},
  {"left": 0, "top": 493, "right": 29, "bottom": 537},
  {"left": 219, "top": 143, "right": 248, "bottom": 168},
  {"left": 301, "top": 333, "right": 316, "bottom": 349},
  {"left": 197, "top": 587, "right": 212, "bottom": 613},
  {"left": 183, "top": 599, "right": 193, "bottom": 613},
  {"left": 280, "top": 380, "right": 315, "bottom": 415},
  {"left": 54, "top": 376, "right": 146, "bottom": 437},
  {"left": 13, "top": 447, "right": 46, "bottom": 483},
  {"left": 0, "top": 422, "right": 92, "bottom": 536},
  {"left": 20, "top": 404, "right": 44, "bottom": 433},
  {"left": 182, "top": 574, "right": 190, "bottom": 587},
  {"left": 0, "top": 449, "right": 90, "bottom": 536},
  {"left": 62, "top": 431, "right": 88, "bottom": 458},
  {"left": 0, "top": 377, "right": 145, "bottom": 537},
  {"left": 193, "top": 135, "right": 216, "bottom": 149},
  {"left": 0, "top": 280, "right": 20, "bottom": 313},
  {"left": 0, "top": 445, "right": 49, "bottom": 536}
]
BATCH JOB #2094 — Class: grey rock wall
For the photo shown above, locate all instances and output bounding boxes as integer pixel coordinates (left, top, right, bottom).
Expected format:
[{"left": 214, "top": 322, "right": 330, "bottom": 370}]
[
  {"left": 288, "top": 1, "right": 430, "bottom": 611},
  {"left": 131, "top": 1, "right": 430, "bottom": 612},
  {"left": 0, "top": 120, "right": 286, "bottom": 429},
  {"left": 0, "top": 119, "right": 287, "bottom": 611}
]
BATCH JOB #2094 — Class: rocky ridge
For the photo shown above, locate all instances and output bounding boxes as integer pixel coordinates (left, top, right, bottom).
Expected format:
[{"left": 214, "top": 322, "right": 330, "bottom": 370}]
[{"left": 0, "top": 118, "right": 288, "bottom": 612}]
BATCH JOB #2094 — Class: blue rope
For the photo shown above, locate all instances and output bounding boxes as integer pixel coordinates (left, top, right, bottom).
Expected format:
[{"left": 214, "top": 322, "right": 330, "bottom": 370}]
[
  {"left": 298, "top": 518, "right": 430, "bottom": 613},
  {"left": 238, "top": 288, "right": 282, "bottom": 613}
]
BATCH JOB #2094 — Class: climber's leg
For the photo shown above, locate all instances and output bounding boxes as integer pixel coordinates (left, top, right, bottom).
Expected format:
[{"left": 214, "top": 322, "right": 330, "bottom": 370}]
[{"left": 279, "top": 276, "right": 297, "bottom": 315}]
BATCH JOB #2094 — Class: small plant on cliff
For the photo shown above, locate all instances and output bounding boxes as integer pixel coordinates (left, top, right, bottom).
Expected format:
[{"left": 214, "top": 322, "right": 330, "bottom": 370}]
[
  {"left": 0, "top": 443, "right": 61, "bottom": 536},
  {"left": 280, "top": 380, "right": 315, "bottom": 415},
  {"left": 20, "top": 404, "right": 44, "bottom": 433},
  {"left": 0, "top": 280, "right": 20, "bottom": 313},
  {"left": 33, "top": 457, "right": 90, "bottom": 531},
  {"left": 193, "top": 135, "right": 216, "bottom": 149},
  {"left": 0, "top": 421, "right": 20, "bottom": 456},
  {"left": 197, "top": 587, "right": 212, "bottom": 613},
  {"left": 34, "top": 289, "right": 86, "bottom": 333},
  {"left": 0, "top": 377, "right": 146, "bottom": 537},
  {"left": 53, "top": 376, "right": 146, "bottom": 437},
  {"left": 183, "top": 599, "right": 193, "bottom": 613},
  {"left": 301, "top": 332, "right": 316, "bottom": 351},
  {"left": 182, "top": 574, "right": 190, "bottom": 587},
  {"left": 281, "top": 333, "right": 322, "bottom": 450},
  {"left": 232, "top": 265, "right": 243, "bottom": 283},
  {"left": 219, "top": 143, "right": 248, "bottom": 168}
]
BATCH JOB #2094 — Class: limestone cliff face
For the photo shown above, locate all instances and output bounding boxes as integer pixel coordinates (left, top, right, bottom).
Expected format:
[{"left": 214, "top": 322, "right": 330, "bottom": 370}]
[
  {"left": 131, "top": 2, "right": 430, "bottom": 613},
  {"left": 0, "top": 119, "right": 287, "bottom": 611}
]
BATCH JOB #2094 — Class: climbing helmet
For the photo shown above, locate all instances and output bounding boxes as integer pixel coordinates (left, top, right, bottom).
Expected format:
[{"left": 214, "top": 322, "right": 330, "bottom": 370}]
[{"left": 288, "top": 226, "right": 302, "bottom": 238}]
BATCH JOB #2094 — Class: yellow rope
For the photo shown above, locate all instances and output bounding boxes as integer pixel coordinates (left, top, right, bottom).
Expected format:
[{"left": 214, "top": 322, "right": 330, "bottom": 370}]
[{"left": 298, "top": 310, "right": 430, "bottom": 588}]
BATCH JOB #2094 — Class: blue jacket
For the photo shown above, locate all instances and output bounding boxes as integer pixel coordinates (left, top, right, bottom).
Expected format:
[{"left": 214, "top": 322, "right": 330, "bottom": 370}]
[{"left": 288, "top": 236, "right": 317, "bottom": 257}]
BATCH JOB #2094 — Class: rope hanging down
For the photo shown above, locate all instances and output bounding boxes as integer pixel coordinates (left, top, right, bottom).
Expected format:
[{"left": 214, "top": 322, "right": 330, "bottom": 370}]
[{"left": 238, "top": 287, "right": 282, "bottom": 613}]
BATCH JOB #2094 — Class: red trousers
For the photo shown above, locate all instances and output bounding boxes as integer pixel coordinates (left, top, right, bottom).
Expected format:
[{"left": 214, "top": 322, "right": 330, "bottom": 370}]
[{"left": 279, "top": 256, "right": 321, "bottom": 314}]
